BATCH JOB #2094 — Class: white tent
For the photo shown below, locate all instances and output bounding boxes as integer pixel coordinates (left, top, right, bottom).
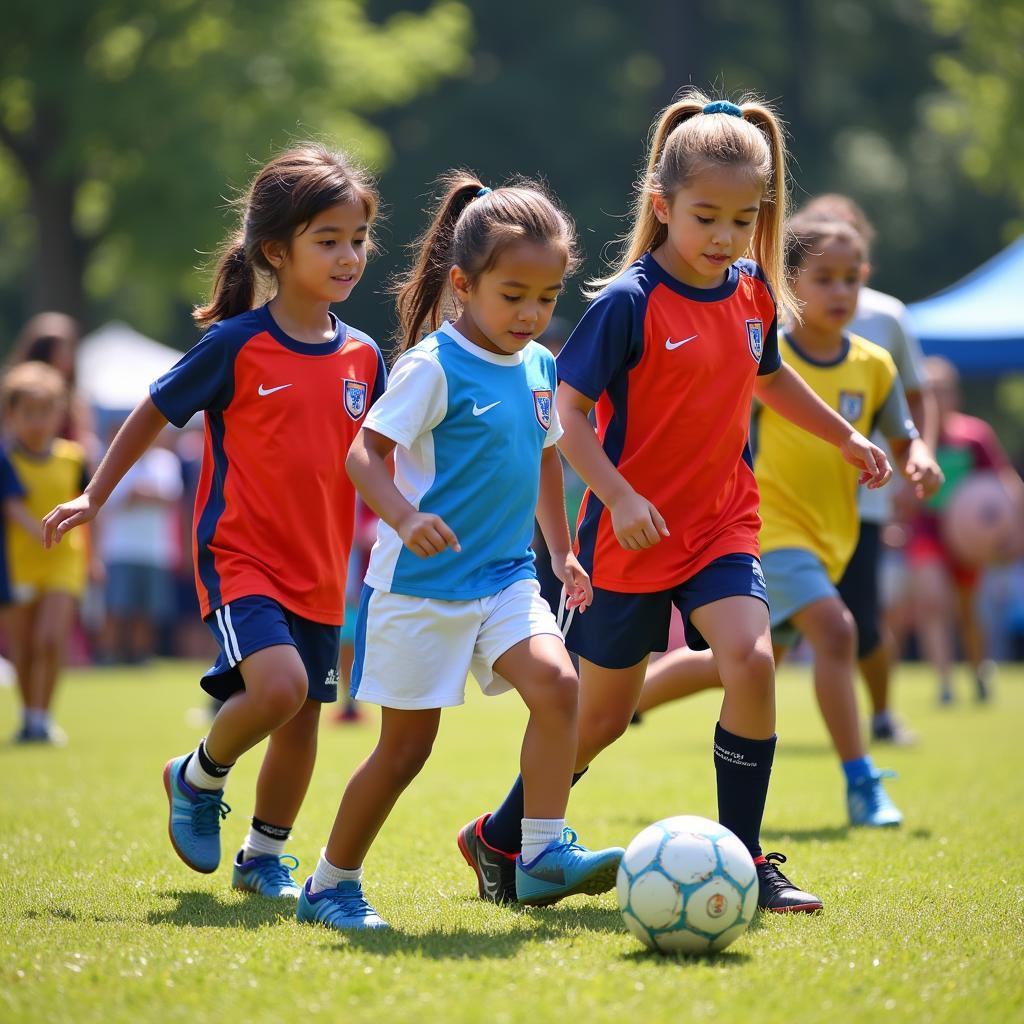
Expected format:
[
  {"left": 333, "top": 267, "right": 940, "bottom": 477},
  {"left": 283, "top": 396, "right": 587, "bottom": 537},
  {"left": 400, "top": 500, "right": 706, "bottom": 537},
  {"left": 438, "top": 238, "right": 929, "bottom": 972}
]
[{"left": 77, "top": 321, "right": 184, "bottom": 416}]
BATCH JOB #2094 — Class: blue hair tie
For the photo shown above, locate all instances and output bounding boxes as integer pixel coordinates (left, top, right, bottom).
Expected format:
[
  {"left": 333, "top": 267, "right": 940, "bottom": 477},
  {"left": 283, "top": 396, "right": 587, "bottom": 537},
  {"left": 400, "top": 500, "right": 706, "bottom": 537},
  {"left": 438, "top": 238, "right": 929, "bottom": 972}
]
[
  {"left": 476, "top": 186, "right": 492, "bottom": 197},
  {"left": 702, "top": 101, "right": 743, "bottom": 118}
]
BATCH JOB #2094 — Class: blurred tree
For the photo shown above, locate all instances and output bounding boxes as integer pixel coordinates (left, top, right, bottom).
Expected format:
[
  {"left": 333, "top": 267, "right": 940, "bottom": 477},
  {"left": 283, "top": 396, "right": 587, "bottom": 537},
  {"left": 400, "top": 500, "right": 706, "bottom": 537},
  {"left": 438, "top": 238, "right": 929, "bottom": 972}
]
[
  {"left": 922, "top": 0, "right": 1024, "bottom": 217},
  {"left": 0, "top": 0, "right": 470, "bottom": 339}
]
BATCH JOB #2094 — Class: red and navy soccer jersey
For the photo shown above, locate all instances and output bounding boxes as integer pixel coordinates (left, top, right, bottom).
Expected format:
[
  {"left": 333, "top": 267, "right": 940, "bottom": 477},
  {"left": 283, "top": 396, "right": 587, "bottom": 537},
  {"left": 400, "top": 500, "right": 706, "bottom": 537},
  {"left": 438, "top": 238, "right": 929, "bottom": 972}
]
[
  {"left": 558, "top": 254, "right": 781, "bottom": 593},
  {"left": 150, "top": 305, "right": 386, "bottom": 624}
]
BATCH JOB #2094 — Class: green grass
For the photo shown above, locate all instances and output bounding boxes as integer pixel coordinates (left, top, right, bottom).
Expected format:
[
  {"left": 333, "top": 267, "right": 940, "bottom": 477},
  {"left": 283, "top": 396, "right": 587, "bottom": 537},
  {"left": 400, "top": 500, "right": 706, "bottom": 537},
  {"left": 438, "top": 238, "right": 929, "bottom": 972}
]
[{"left": 1, "top": 661, "right": 1022, "bottom": 1024}]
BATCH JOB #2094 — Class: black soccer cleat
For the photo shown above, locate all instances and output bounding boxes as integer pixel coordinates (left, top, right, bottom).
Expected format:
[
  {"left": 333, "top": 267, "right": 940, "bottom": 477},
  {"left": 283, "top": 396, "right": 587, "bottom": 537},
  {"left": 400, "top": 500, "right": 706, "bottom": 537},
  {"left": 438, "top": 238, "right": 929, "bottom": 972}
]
[
  {"left": 457, "top": 814, "right": 518, "bottom": 904},
  {"left": 756, "top": 852, "right": 823, "bottom": 913}
]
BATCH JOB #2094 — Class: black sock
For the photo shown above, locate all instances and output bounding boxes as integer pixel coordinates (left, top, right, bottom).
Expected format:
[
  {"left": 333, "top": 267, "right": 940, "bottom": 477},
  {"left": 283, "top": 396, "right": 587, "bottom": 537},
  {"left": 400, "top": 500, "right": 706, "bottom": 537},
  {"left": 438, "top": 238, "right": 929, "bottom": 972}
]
[
  {"left": 481, "top": 767, "right": 589, "bottom": 854},
  {"left": 713, "top": 722, "right": 776, "bottom": 859},
  {"left": 251, "top": 817, "right": 291, "bottom": 842},
  {"left": 196, "top": 738, "right": 233, "bottom": 779}
]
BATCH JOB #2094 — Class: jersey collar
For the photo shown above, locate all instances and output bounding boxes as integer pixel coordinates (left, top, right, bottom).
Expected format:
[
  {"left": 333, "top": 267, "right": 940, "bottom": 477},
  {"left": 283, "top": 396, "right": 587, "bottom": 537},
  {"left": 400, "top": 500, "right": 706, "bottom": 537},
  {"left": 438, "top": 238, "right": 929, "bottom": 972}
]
[
  {"left": 782, "top": 330, "right": 851, "bottom": 367},
  {"left": 641, "top": 251, "right": 741, "bottom": 303},
  {"left": 257, "top": 305, "right": 346, "bottom": 355},
  {"left": 440, "top": 321, "right": 525, "bottom": 366}
]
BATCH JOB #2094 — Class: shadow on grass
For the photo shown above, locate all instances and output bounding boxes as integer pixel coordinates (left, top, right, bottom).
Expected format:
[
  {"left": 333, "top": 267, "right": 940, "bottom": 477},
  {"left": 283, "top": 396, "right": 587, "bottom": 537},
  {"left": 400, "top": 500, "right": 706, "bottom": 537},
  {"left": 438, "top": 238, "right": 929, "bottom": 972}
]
[
  {"left": 146, "top": 889, "right": 295, "bottom": 929},
  {"left": 618, "top": 946, "right": 752, "bottom": 967},
  {"left": 760, "top": 825, "right": 851, "bottom": 842},
  {"left": 331, "top": 902, "right": 625, "bottom": 960},
  {"left": 23, "top": 906, "right": 131, "bottom": 925}
]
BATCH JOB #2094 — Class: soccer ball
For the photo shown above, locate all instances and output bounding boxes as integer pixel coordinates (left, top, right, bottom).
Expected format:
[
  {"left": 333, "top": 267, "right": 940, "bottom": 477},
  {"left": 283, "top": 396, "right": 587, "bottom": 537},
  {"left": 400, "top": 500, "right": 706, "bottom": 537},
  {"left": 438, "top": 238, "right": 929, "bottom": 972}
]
[
  {"left": 941, "top": 471, "right": 1021, "bottom": 568},
  {"left": 616, "top": 815, "right": 758, "bottom": 954}
]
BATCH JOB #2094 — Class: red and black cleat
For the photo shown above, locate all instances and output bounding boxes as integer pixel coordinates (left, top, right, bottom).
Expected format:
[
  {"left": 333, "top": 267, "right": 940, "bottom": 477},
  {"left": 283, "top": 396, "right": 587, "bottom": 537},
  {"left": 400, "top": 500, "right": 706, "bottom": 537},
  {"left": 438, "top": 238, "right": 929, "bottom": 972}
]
[
  {"left": 457, "top": 814, "right": 518, "bottom": 904},
  {"left": 756, "top": 852, "right": 823, "bottom": 913}
]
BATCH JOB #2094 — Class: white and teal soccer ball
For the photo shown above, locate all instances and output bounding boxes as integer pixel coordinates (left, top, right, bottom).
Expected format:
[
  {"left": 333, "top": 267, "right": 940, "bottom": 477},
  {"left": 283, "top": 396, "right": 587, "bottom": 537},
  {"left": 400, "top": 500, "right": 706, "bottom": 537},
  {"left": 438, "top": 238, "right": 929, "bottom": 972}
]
[{"left": 616, "top": 815, "right": 758, "bottom": 954}]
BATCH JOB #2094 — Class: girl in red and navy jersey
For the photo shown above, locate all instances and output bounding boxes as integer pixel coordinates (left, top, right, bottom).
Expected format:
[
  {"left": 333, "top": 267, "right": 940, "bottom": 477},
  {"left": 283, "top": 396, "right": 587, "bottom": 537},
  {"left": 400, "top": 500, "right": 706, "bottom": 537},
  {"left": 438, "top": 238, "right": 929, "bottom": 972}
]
[
  {"left": 43, "top": 144, "right": 386, "bottom": 899},
  {"left": 463, "top": 90, "right": 893, "bottom": 913}
]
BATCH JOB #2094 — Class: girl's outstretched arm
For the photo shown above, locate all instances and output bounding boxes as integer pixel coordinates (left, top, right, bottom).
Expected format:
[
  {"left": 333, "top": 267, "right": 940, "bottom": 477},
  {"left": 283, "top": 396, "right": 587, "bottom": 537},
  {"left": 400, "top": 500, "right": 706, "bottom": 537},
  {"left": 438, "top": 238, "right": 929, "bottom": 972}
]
[
  {"left": 42, "top": 396, "right": 168, "bottom": 547},
  {"left": 555, "top": 382, "right": 670, "bottom": 550},
  {"left": 536, "top": 445, "right": 592, "bottom": 611},
  {"left": 754, "top": 364, "right": 892, "bottom": 489},
  {"left": 346, "top": 427, "right": 460, "bottom": 558}
]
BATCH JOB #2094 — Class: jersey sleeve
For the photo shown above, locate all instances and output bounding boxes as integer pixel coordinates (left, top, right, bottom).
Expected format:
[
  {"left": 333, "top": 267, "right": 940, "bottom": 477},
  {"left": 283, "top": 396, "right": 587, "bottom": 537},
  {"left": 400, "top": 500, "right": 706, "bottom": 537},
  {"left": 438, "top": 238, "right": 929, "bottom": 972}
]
[
  {"left": 887, "top": 303, "right": 926, "bottom": 393},
  {"left": 363, "top": 349, "right": 447, "bottom": 450},
  {"left": 542, "top": 351, "right": 563, "bottom": 448},
  {"left": 0, "top": 451, "right": 25, "bottom": 501},
  {"left": 757, "top": 312, "right": 782, "bottom": 376},
  {"left": 875, "top": 378, "right": 918, "bottom": 442},
  {"left": 369, "top": 344, "right": 388, "bottom": 408},
  {"left": 556, "top": 280, "right": 646, "bottom": 401},
  {"left": 149, "top": 324, "right": 236, "bottom": 427},
  {"left": 968, "top": 419, "right": 1011, "bottom": 473}
]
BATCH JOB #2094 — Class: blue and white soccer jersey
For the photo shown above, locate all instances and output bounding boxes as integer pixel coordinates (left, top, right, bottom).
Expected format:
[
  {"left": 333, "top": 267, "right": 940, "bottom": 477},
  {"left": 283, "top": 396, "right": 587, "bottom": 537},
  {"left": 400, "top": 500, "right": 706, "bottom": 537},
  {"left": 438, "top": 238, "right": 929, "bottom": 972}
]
[{"left": 353, "top": 322, "right": 564, "bottom": 708}]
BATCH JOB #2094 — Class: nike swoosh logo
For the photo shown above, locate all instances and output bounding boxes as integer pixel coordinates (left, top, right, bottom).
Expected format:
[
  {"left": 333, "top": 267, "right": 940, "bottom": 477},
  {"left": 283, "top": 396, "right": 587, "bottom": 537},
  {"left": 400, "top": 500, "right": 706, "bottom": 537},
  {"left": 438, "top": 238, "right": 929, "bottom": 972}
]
[
  {"left": 665, "top": 334, "right": 699, "bottom": 350},
  {"left": 472, "top": 401, "right": 501, "bottom": 416},
  {"left": 524, "top": 865, "right": 566, "bottom": 885},
  {"left": 258, "top": 383, "right": 293, "bottom": 396}
]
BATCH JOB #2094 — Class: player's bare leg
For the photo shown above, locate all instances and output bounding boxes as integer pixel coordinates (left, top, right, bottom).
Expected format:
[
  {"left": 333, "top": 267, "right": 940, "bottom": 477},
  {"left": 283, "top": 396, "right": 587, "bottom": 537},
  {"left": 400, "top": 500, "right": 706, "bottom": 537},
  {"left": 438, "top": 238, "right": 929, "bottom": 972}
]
[
  {"left": 954, "top": 583, "right": 993, "bottom": 701},
  {"left": 789, "top": 596, "right": 902, "bottom": 828},
  {"left": 636, "top": 648, "right": 721, "bottom": 714},
  {"left": 324, "top": 707, "right": 441, "bottom": 871},
  {"left": 574, "top": 657, "right": 648, "bottom": 770},
  {"left": 910, "top": 559, "right": 957, "bottom": 702}
]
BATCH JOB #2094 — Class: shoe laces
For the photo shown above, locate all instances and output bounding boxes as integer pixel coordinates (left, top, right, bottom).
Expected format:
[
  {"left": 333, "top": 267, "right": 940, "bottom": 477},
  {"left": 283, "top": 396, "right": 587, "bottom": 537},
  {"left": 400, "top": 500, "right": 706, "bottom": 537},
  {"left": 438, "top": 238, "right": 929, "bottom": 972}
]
[
  {"left": 191, "top": 790, "right": 231, "bottom": 835},
  {"left": 255, "top": 854, "right": 299, "bottom": 887},
  {"left": 853, "top": 769, "right": 898, "bottom": 812},
  {"left": 321, "top": 884, "right": 376, "bottom": 919},
  {"left": 759, "top": 852, "right": 796, "bottom": 895}
]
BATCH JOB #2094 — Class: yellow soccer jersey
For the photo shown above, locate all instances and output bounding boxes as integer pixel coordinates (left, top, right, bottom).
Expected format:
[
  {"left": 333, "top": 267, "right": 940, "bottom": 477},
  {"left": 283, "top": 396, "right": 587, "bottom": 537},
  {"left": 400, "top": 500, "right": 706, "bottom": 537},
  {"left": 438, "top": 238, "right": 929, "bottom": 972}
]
[
  {"left": 8, "top": 438, "right": 89, "bottom": 597},
  {"left": 755, "top": 332, "right": 914, "bottom": 581}
]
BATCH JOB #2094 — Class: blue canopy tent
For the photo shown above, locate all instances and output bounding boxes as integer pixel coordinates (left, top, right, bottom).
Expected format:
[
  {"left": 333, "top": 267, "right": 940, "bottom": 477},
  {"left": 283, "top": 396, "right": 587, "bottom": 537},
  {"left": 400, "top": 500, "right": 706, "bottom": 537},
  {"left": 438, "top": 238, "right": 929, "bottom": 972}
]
[{"left": 907, "top": 235, "right": 1024, "bottom": 375}]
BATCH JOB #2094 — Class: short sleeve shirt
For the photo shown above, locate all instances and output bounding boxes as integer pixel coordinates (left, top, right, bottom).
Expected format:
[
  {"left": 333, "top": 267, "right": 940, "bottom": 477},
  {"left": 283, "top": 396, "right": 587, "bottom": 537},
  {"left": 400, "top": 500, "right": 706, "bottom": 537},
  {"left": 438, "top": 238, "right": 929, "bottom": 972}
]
[
  {"left": 363, "top": 322, "right": 561, "bottom": 600},
  {"left": 558, "top": 254, "right": 780, "bottom": 592},
  {"left": 150, "top": 305, "right": 386, "bottom": 624}
]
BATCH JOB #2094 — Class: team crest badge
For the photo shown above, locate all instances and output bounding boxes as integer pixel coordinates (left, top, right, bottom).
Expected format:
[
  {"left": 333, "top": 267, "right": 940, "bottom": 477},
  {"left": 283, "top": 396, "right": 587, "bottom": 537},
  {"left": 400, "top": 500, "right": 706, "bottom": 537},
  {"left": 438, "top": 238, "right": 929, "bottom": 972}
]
[
  {"left": 746, "top": 319, "right": 764, "bottom": 362},
  {"left": 343, "top": 379, "right": 368, "bottom": 420},
  {"left": 838, "top": 390, "right": 865, "bottom": 423},
  {"left": 533, "top": 389, "right": 553, "bottom": 430}
]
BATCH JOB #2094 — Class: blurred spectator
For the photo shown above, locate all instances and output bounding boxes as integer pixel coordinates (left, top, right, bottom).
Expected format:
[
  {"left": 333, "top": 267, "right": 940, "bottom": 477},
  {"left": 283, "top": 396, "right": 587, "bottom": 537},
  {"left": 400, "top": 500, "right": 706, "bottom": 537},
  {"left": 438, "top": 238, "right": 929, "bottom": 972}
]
[
  {"left": 3, "top": 361, "right": 94, "bottom": 743},
  {"left": 96, "top": 427, "right": 183, "bottom": 664},
  {"left": 9, "top": 313, "right": 99, "bottom": 463},
  {"left": 907, "top": 357, "right": 1024, "bottom": 703}
]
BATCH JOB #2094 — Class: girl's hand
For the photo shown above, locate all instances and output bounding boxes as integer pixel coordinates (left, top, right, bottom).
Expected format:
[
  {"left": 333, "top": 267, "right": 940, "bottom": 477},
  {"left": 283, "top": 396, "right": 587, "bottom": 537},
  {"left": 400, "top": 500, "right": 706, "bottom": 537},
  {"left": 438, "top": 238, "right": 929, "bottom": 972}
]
[
  {"left": 609, "top": 489, "right": 670, "bottom": 550},
  {"left": 397, "top": 511, "right": 461, "bottom": 559},
  {"left": 902, "top": 442, "right": 944, "bottom": 501},
  {"left": 42, "top": 493, "right": 100, "bottom": 548},
  {"left": 551, "top": 550, "right": 593, "bottom": 612},
  {"left": 839, "top": 432, "right": 892, "bottom": 489}
]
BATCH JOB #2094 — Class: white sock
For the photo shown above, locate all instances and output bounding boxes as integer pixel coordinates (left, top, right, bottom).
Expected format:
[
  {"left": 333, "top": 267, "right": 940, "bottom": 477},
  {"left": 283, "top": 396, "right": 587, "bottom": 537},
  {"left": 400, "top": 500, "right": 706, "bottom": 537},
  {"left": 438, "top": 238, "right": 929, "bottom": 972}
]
[
  {"left": 521, "top": 818, "right": 565, "bottom": 863},
  {"left": 310, "top": 850, "right": 362, "bottom": 894},
  {"left": 243, "top": 826, "right": 288, "bottom": 861},
  {"left": 183, "top": 741, "right": 230, "bottom": 792}
]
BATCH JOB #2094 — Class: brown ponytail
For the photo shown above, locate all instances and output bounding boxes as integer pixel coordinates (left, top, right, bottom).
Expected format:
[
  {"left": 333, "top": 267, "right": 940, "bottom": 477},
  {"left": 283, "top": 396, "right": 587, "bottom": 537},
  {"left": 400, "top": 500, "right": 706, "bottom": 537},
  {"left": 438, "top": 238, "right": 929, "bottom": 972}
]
[
  {"left": 194, "top": 143, "right": 378, "bottom": 329},
  {"left": 394, "top": 170, "right": 579, "bottom": 353}
]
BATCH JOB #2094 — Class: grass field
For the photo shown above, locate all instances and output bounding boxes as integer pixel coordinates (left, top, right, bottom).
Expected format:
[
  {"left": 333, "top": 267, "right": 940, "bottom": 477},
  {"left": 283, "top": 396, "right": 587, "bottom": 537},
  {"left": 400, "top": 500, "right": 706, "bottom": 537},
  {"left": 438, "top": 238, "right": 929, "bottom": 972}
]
[{"left": 1, "top": 660, "right": 1022, "bottom": 1024}]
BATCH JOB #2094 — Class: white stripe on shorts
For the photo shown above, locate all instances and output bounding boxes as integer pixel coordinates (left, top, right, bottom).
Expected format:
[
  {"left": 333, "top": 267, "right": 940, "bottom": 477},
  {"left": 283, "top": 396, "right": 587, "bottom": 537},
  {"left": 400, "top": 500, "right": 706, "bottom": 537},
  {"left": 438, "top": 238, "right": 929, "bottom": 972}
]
[
  {"left": 223, "top": 603, "right": 243, "bottom": 664},
  {"left": 554, "top": 586, "right": 575, "bottom": 639},
  {"left": 214, "top": 607, "right": 238, "bottom": 667}
]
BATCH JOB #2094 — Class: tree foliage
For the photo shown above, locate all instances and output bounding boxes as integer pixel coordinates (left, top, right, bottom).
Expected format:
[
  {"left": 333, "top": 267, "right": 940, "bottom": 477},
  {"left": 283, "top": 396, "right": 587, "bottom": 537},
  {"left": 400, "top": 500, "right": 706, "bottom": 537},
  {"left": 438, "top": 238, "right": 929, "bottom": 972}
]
[
  {"left": 923, "top": 0, "right": 1024, "bottom": 214},
  {"left": 0, "top": 0, "right": 470, "bottom": 338}
]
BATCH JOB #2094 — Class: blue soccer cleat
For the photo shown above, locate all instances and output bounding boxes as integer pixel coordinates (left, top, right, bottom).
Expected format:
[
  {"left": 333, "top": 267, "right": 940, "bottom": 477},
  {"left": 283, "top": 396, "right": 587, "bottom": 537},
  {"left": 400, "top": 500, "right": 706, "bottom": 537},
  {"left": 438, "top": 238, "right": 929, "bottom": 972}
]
[
  {"left": 847, "top": 768, "right": 903, "bottom": 828},
  {"left": 162, "top": 754, "right": 231, "bottom": 873},
  {"left": 296, "top": 877, "right": 388, "bottom": 931},
  {"left": 515, "top": 828, "right": 624, "bottom": 907},
  {"left": 232, "top": 851, "right": 302, "bottom": 899}
]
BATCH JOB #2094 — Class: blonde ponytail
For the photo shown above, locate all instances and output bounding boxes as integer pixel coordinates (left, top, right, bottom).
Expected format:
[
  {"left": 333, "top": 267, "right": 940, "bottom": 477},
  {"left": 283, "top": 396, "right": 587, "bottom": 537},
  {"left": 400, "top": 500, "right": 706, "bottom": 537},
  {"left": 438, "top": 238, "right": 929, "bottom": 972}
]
[{"left": 588, "top": 88, "right": 798, "bottom": 323}]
